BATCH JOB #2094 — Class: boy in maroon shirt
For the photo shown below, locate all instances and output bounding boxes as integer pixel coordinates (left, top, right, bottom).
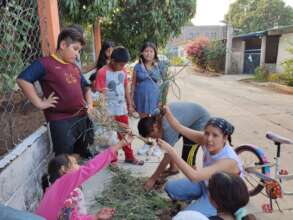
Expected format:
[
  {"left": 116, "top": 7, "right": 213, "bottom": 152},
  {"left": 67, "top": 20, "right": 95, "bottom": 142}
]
[{"left": 17, "top": 28, "right": 94, "bottom": 157}]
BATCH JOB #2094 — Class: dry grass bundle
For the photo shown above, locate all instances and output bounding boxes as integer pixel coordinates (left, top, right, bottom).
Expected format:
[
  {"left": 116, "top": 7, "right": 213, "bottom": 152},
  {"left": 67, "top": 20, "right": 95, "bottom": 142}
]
[
  {"left": 90, "top": 96, "right": 152, "bottom": 146},
  {"left": 95, "top": 168, "right": 175, "bottom": 220}
]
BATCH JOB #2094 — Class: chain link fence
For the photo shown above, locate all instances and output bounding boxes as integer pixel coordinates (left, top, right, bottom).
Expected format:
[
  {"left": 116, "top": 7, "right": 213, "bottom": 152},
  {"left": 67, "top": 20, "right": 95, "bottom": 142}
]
[{"left": 0, "top": 0, "right": 45, "bottom": 158}]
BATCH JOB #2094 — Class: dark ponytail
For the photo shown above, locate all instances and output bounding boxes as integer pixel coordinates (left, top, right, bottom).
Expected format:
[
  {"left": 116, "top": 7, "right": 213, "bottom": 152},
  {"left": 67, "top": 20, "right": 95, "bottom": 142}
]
[
  {"left": 41, "top": 154, "right": 70, "bottom": 192},
  {"left": 96, "top": 41, "right": 115, "bottom": 69},
  {"left": 41, "top": 174, "right": 50, "bottom": 192},
  {"left": 228, "top": 135, "right": 233, "bottom": 146}
]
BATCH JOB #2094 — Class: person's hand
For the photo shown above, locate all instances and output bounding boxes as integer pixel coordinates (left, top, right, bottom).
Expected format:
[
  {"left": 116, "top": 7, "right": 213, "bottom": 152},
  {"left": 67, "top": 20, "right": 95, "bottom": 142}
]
[
  {"left": 162, "top": 105, "right": 171, "bottom": 115},
  {"left": 144, "top": 177, "right": 156, "bottom": 191},
  {"left": 117, "top": 121, "right": 129, "bottom": 130},
  {"left": 38, "top": 92, "right": 59, "bottom": 110},
  {"left": 87, "top": 104, "right": 94, "bottom": 114},
  {"left": 128, "top": 105, "right": 135, "bottom": 115},
  {"left": 121, "top": 133, "right": 135, "bottom": 146},
  {"left": 157, "top": 138, "right": 172, "bottom": 153},
  {"left": 95, "top": 207, "right": 115, "bottom": 220}
]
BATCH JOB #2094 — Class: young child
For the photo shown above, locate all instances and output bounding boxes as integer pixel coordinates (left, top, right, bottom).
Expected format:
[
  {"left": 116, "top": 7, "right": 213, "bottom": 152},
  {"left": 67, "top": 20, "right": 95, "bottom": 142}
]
[
  {"left": 36, "top": 135, "right": 133, "bottom": 220},
  {"left": 96, "top": 41, "right": 115, "bottom": 70},
  {"left": 208, "top": 172, "right": 256, "bottom": 220},
  {"left": 89, "top": 73, "right": 99, "bottom": 102},
  {"left": 17, "top": 28, "right": 93, "bottom": 158},
  {"left": 137, "top": 102, "right": 210, "bottom": 190},
  {"left": 95, "top": 46, "right": 144, "bottom": 166},
  {"left": 173, "top": 172, "right": 255, "bottom": 220}
]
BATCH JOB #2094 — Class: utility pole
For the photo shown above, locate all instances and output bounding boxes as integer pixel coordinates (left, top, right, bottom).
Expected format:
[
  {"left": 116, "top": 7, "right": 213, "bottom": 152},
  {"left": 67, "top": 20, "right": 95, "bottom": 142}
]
[{"left": 225, "top": 23, "right": 233, "bottom": 74}]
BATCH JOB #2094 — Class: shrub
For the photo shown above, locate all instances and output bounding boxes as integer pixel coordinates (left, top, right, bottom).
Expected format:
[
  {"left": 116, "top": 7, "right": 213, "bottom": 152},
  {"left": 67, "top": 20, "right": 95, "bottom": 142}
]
[
  {"left": 206, "top": 41, "right": 226, "bottom": 72},
  {"left": 268, "top": 73, "right": 281, "bottom": 82},
  {"left": 254, "top": 67, "right": 269, "bottom": 81},
  {"left": 282, "top": 44, "right": 293, "bottom": 87},
  {"left": 170, "top": 56, "right": 185, "bottom": 66},
  {"left": 185, "top": 37, "right": 210, "bottom": 69},
  {"left": 185, "top": 37, "right": 226, "bottom": 72}
]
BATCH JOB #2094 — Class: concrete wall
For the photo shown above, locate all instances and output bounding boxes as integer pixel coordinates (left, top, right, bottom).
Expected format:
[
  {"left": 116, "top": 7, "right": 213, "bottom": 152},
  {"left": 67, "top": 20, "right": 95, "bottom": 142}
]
[
  {"left": 169, "top": 25, "right": 227, "bottom": 45},
  {"left": 0, "top": 126, "right": 52, "bottom": 212},
  {"left": 276, "top": 33, "right": 293, "bottom": 73},
  {"left": 231, "top": 38, "right": 245, "bottom": 74}
]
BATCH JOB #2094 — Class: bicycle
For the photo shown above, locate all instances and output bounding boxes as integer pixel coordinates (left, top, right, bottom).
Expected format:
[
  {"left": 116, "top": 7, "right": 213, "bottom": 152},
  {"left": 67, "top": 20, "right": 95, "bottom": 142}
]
[{"left": 235, "top": 132, "right": 293, "bottom": 212}]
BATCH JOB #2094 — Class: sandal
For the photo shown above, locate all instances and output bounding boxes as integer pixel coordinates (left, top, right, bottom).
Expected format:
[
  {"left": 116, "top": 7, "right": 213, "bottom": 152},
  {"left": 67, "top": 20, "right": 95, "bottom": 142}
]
[{"left": 125, "top": 159, "right": 144, "bottom": 166}]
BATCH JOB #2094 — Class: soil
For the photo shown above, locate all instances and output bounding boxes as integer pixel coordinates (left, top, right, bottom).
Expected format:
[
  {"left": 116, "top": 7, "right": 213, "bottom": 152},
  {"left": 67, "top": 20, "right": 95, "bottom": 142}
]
[
  {"left": 191, "top": 65, "right": 223, "bottom": 77},
  {"left": 0, "top": 90, "right": 45, "bottom": 157},
  {"left": 239, "top": 78, "right": 293, "bottom": 95}
]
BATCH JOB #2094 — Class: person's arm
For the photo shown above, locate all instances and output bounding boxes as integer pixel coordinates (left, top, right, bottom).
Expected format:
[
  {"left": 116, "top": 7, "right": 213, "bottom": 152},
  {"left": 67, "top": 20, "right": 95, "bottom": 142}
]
[
  {"left": 16, "top": 60, "right": 58, "bottom": 110},
  {"left": 124, "top": 71, "right": 134, "bottom": 114},
  {"left": 95, "top": 69, "right": 106, "bottom": 93},
  {"left": 84, "top": 88, "right": 93, "bottom": 114},
  {"left": 130, "top": 69, "right": 137, "bottom": 101},
  {"left": 46, "top": 137, "right": 133, "bottom": 205},
  {"left": 144, "top": 153, "right": 171, "bottom": 191},
  {"left": 157, "top": 139, "right": 238, "bottom": 182},
  {"left": 80, "top": 74, "right": 93, "bottom": 114},
  {"left": 164, "top": 106, "right": 205, "bottom": 145}
]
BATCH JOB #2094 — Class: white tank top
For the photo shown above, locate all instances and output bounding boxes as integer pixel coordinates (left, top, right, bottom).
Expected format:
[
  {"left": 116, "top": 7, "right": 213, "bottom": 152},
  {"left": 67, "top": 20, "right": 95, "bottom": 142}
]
[{"left": 202, "top": 143, "right": 244, "bottom": 180}]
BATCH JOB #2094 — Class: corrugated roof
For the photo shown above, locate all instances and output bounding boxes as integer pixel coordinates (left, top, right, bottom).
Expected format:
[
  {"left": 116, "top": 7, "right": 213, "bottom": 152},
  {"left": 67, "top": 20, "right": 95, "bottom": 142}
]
[
  {"left": 234, "top": 31, "right": 266, "bottom": 40},
  {"left": 233, "top": 25, "right": 293, "bottom": 40}
]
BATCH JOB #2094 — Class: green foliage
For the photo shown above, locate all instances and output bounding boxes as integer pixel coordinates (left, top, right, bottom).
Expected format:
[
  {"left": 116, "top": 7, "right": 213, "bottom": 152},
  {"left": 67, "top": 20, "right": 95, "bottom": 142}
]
[
  {"left": 185, "top": 37, "right": 209, "bottom": 69},
  {"left": 225, "top": 0, "right": 293, "bottom": 34},
  {"left": 254, "top": 67, "right": 269, "bottom": 81},
  {"left": 60, "top": 0, "right": 196, "bottom": 60},
  {"left": 102, "top": 0, "right": 196, "bottom": 59},
  {"left": 186, "top": 37, "right": 226, "bottom": 72},
  {"left": 206, "top": 41, "right": 226, "bottom": 72},
  {"left": 282, "top": 44, "right": 293, "bottom": 86},
  {"left": 0, "top": 0, "right": 41, "bottom": 93},
  {"left": 95, "top": 168, "right": 173, "bottom": 220},
  {"left": 59, "top": 0, "right": 118, "bottom": 25},
  {"left": 170, "top": 56, "right": 185, "bottom": 66}
]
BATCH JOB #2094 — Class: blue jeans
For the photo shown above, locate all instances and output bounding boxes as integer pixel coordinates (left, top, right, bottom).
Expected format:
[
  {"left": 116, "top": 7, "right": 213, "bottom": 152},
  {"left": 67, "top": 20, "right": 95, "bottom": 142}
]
[{"left": 164, "top": 178, "right": 217, "bottom": 217}]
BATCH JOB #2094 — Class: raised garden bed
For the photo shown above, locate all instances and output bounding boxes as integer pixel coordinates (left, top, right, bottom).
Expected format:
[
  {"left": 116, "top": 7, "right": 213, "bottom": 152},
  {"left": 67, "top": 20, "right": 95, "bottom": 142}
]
[{"left": 0, "top": 90, "right": 45, "bottom": 158}]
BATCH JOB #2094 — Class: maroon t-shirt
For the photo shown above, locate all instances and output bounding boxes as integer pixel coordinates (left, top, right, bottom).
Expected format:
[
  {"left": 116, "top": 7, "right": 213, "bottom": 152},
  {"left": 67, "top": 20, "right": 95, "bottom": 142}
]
[{"left": 18, "top": 55, "right": 89, "bottom": 121}]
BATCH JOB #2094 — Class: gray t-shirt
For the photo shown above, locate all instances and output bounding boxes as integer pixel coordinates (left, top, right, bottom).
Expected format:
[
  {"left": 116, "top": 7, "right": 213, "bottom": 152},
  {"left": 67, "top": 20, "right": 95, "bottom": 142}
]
[{"left": 163, "top": 102, "right": 210, "bottom": 146}]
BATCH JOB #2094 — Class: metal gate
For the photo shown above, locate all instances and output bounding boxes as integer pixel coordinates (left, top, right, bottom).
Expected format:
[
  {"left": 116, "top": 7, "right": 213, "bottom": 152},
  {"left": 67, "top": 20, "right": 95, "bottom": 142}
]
[{"left": 243, "top": 49, "right": 261, "bottom": 74}]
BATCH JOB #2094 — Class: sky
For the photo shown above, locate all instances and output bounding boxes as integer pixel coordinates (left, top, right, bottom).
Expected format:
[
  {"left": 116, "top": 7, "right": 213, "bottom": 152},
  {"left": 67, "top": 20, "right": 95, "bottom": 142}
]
[{"left": 192, "top": 0, "right": 293, "bottom": 25}]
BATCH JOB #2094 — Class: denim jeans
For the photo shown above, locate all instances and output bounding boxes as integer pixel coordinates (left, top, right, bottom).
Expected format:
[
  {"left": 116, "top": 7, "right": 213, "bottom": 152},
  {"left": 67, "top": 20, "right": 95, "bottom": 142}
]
[
  {"left": 165, "top": 178, "right": 217, "bottom": 217},
  {"left": 0, "top": 204, "right": 44, "bottom": 220}
]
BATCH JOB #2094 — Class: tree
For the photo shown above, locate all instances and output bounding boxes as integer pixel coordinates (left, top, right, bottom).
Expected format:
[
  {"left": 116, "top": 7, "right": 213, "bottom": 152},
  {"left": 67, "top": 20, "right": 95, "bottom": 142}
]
[
  {"left": 59, "top": 0, "right": 196, "bottom": 59},
  {"left": 102, "top": 0, "right": 196, "bottom": 58},
  {"left": 59, "top": 0, "right": 118, "bottom": 26},
  {"left": 225, "top": 0, "right": 293, "bottom": 34}
]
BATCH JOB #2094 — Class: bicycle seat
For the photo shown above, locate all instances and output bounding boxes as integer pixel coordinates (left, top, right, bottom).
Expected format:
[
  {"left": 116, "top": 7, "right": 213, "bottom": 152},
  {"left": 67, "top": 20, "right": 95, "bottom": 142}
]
[{"left": 266, "top": 132, "right": 293, "bottom": 144}]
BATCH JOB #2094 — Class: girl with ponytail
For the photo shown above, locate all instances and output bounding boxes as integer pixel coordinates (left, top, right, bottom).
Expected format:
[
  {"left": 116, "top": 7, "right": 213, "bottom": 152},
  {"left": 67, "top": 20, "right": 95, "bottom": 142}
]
[{"left": 36, "top": 135, "right": 133, "bottom": 220}]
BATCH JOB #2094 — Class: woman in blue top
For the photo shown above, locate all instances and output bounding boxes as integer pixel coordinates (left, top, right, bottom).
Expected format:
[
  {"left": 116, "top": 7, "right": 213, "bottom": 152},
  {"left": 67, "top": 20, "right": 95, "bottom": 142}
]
[{"left": 131, "top": 42, "right": 162, "bottom": 118}]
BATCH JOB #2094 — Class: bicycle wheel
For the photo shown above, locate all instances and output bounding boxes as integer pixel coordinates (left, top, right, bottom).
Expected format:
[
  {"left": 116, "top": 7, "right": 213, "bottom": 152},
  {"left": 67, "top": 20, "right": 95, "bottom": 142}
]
[{"left": 235, "top": 145, "right": 267, "bottom": 196}]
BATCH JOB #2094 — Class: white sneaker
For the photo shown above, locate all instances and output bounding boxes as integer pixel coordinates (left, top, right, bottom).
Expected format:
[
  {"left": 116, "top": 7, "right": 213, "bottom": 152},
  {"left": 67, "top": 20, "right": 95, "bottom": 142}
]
[
  {"left": 152, "top": 146, "right": 162, "bottom": 157},
  {"left": 137, "top": 144, "right": 151, "bottom": 156}
]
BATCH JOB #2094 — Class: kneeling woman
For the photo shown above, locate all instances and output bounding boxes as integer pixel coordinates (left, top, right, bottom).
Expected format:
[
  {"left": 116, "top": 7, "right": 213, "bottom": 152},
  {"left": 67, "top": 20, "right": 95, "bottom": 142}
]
[{"left": 157, "top": 106, "right": 243, "bottom": 217}]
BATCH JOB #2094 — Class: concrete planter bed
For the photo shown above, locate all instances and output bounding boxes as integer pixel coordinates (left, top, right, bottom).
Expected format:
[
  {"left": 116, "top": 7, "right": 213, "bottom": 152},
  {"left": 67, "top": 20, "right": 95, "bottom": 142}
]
[{"left": 0, "top": 125, "right": 51, "bottom": 217}]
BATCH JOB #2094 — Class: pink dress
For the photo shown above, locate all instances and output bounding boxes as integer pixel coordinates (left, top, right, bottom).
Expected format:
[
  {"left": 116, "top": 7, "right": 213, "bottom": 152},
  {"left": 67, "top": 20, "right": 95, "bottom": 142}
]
[{"left": 36, "top": 148, "right": 117, "bottom": 220}]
